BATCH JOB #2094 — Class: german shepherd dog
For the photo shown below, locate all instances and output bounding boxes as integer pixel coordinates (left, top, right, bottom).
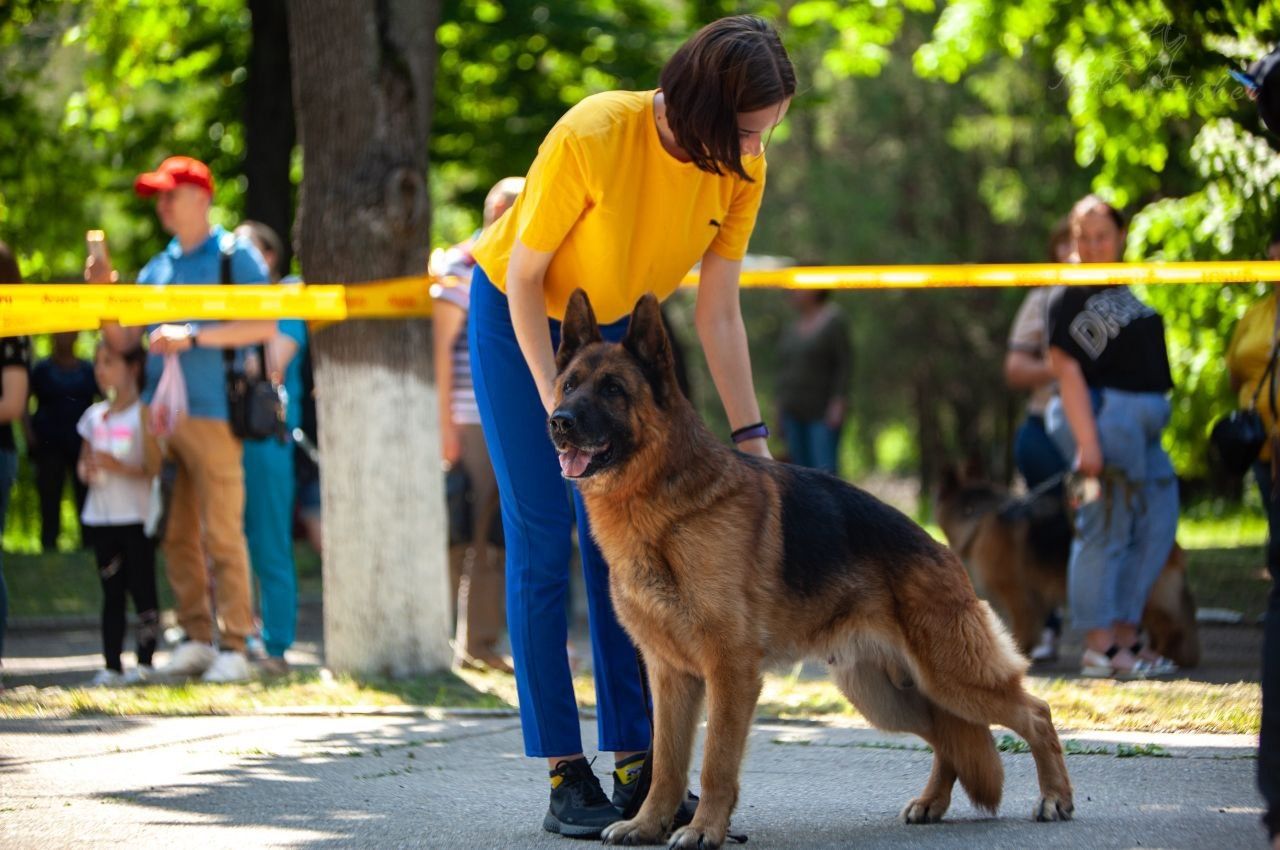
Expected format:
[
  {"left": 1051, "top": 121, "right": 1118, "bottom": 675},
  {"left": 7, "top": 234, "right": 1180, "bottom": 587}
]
[
  {"left": 935, "top": 470, "right": 1200, "bottom": 667},
  {"left": 549, "top": 290, "right": 1074, "bottom": 848}
]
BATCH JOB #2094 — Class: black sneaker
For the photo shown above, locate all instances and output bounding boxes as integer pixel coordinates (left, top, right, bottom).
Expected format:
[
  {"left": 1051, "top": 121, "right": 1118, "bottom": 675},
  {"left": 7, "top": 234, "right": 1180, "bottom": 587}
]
[
  {"left": 544, "top": 758, "right": 621, "bottom": 839},
  {"left": 610, "top": 753, "right": 697, "bottom": 827}
]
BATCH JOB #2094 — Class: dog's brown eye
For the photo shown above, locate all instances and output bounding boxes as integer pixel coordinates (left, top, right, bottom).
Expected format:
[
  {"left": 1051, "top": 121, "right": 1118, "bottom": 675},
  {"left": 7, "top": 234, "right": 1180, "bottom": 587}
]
[
  {"left": 563, "top": 377, "right": 577, "bottom": 393},
  {"left": 602, "top": 378, "right": 625, "bottom": 397}
]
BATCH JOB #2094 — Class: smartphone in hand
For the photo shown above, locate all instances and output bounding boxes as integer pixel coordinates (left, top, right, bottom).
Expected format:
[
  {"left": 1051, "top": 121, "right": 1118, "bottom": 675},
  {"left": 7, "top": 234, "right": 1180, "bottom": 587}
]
[
  {"left": 86, "top": 230, "right": 110, "bottom": 263},
  {"left": 85, "top": 230, "right": 117, "bottom": 283}
]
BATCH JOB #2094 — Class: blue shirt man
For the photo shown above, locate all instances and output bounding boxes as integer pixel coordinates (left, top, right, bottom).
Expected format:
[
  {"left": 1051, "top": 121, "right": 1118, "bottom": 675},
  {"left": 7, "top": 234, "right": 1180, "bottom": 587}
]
[
  {"left": 138, "top": 224, "right": 270, "bottom": 419},
  {"left": 93, "top": 155, "right": 276, "bottom": 685}
]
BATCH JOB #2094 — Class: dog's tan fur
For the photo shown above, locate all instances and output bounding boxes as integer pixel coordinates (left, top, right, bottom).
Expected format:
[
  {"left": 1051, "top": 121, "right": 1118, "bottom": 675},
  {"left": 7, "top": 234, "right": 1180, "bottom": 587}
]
[
  {"left": 935, "top": 471, "right": 1200, "bottom": 667},
  {"left": 551, "top": 291, "right": 1073, "bottom": 848}
]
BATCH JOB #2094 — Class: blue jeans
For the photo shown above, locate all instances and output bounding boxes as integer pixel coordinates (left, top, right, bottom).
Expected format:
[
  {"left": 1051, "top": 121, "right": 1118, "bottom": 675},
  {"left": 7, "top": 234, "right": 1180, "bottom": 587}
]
[
  {"left": 1254, "top": 462, "right": 1280, "bottom": 836},
  {"left": 781, "top": 414, "right": 840, "bottom": 475},
  {"left": 1014, "top": 413, "right": 1069, "bottom": 490},
  {"left": 1045, "top": 389, "right": 1178, "bottom": 631},
  {"left": 243, "top": 439, "right": 297, "bottom": 658},
  {"left": 469, "top": 267, "right": 650, "bottom": 758},
  {"left": 0, "top": 449, "right": 16, "bottom": 661}
]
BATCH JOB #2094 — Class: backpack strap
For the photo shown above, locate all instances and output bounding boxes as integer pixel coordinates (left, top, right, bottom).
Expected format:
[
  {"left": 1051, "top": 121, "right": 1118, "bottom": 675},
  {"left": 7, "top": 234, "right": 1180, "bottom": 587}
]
[{"left": 219, "top": 241, "right": 270, "bottom": 379}]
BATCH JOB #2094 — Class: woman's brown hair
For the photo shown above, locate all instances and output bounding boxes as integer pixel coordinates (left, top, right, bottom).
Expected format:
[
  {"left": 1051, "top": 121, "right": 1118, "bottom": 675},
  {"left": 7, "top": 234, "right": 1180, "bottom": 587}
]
[
  {"left": 1069, "top": 194, "right": 1125, "bottom": 232},
  {"left": 1047, "top": 215, "right": 1072, "bottom": 261},
  {"left": 659, "top": 15, "right": 796, "bottom": 181}
]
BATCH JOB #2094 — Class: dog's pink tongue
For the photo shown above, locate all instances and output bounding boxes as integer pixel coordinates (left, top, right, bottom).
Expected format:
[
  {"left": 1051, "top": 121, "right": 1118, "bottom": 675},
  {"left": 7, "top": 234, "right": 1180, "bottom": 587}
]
[{"left": 558, "top": 448, "right": 592, "bottom": 478}]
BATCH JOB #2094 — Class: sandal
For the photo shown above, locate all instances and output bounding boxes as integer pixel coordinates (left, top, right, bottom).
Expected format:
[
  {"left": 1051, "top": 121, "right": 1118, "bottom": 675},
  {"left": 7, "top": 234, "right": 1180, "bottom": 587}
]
[
  {"left": 1080, "top": 646, "right": 1146, "bottom": 680},
  {"left": 1130, "top": 642, "right": 1177, "bottom": 677}
]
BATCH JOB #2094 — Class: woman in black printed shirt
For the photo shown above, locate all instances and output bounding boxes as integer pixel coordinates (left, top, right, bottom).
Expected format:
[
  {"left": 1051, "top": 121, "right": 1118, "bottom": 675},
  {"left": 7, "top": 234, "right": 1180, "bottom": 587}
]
[{"left": 1043, "top": 196, "right": 1179, "bottom": 680}]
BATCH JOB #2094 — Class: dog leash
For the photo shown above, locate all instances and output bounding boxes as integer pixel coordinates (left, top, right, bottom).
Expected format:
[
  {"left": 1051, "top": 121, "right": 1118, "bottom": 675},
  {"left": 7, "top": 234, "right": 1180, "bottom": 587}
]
[
  {"left": 627, "top": 648, "right": 748, "bottom": 843},
  {"left": 995, "top": 470, "right": 1068, "bottom": 516},
  {"left": 949, "top": 471, "right": 1069, "bottom": 561}
]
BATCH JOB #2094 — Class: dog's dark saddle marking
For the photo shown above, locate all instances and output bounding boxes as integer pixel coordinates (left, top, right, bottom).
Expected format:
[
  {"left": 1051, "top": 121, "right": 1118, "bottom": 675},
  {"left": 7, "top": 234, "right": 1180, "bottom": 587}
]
[{"left": 768, "top": 461, "right": 936, "bottom": 596}]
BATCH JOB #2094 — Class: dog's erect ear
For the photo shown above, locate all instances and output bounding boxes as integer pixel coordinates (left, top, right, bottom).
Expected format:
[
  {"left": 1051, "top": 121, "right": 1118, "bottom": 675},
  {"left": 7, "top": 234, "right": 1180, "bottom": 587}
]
[
  {"left": 623, "top": 293, "right": 677, "bottom": 404},
  {"left": 557, "top": 289, "right": 602, "bottom": 373}
]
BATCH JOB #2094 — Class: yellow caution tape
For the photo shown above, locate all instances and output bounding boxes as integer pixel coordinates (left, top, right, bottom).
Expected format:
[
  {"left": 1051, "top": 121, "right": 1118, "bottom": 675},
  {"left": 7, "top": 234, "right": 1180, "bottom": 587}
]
[
  {"left": 0, "top": 277, "right": 436, "bottom": 336},
  {"left": 713, "top": 260, "right": 1280, "bottom": 290},
  {"left": 1, "top": 260, "right": 1277, "bottom": 336}
]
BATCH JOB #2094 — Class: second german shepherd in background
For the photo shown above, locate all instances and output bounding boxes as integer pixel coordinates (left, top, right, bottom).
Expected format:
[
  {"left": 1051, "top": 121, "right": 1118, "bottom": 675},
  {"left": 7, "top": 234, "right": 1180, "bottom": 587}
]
[
  {"left": 550, "top": 290, "right": 1074, "bottom": 849},
  {"left": 935, "top": 469, "right": 1201, "bottom": 667}
]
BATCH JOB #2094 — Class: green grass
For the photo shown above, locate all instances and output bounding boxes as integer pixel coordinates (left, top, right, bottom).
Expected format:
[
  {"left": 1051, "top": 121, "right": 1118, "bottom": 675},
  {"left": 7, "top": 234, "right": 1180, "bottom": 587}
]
[
  {"left": 3, "top": 543, "right": 322, "bottom": 618},
  {"left": 3, "top": 642, "right": 1259, "bottom": 734},
  {"left": 455, "top": 663, "right": 1259, "bottom": 735},
  {"left": 0, "top": 504, "right": 1265, "bottom": 734},
  {"left": 1179, "top": 511, "right": 1268, "bottom": 549},
  {"left": 0, "top": 669, "right": 508, "bottom": 719}
]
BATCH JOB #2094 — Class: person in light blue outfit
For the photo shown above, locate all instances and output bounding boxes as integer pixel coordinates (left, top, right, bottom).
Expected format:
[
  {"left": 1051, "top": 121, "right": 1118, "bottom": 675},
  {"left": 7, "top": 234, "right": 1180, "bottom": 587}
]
[
  {"left": 236, "top": 221, "right": 306, "bottom": 674},
  {"left": 1044, "top": 195, "right": 1179, "bottom": 680}
]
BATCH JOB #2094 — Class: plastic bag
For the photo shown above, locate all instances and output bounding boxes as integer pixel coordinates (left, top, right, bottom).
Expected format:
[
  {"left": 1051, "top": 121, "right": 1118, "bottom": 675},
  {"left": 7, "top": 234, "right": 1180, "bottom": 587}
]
[{"left": 150, "top": 353, "right": 188, "bottom": 437}]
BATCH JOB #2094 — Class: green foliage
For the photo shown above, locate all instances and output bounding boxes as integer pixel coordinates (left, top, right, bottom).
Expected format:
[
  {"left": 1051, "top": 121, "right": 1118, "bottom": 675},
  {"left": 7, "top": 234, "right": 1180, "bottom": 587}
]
[
  {"left": 430, "top": 0, "right": 679, "bottom": 243},
  {"left": 0, "top": 0, "right": 251, "bottom": 280}
]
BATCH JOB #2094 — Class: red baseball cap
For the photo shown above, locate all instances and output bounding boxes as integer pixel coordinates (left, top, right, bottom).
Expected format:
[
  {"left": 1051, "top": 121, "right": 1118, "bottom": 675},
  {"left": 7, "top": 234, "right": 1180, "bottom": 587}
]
[{"left": 134, "top": 156, "right": 214, "bottom": 197}]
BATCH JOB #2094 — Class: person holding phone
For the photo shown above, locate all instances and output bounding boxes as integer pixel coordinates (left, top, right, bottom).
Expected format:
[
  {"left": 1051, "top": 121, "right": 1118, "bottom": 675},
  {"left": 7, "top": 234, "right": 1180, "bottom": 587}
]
[{"left": 87, "top": 156, "right": 274, "bottom": 684}]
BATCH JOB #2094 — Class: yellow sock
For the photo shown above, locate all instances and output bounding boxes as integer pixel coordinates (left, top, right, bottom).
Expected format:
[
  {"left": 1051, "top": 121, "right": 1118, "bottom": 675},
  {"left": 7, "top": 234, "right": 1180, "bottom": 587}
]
[{"left": 614, "top": 753, "right": 645, "bottom": 786}]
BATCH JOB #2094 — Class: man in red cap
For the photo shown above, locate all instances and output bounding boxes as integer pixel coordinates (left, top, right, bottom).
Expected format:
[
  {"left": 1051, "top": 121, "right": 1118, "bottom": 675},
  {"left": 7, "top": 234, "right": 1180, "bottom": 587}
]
[{"left": 88, "top": 155, "right": 275, "bottom": 684}]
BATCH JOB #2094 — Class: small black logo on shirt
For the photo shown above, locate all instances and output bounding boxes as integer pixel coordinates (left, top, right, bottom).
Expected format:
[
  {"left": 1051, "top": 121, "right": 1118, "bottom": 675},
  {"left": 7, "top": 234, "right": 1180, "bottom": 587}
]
[{"left": 709, "top": 219, "right": 721, "bottom": 228}]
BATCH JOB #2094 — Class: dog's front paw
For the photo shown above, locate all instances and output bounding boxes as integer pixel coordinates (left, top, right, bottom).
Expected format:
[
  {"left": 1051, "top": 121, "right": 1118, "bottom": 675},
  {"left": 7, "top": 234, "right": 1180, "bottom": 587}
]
[
  {"left": 667, "top": 823, "right": 726, "bottom": 850},
  {"left": 1033, "top": 793, "right": 1074, "bottom": 822},
  {"left": 900, "top": 796, "right": 949, "bottom": 824},
  {"left": 602, "top": 817, "right": 667, "bottom": 846}
]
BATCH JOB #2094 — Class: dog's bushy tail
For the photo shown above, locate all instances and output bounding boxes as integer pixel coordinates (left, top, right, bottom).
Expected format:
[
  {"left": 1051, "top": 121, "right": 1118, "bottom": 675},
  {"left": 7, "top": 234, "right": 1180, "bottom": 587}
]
[{"left": 930, "top": 707, "right": 1003, "bottom": 813}]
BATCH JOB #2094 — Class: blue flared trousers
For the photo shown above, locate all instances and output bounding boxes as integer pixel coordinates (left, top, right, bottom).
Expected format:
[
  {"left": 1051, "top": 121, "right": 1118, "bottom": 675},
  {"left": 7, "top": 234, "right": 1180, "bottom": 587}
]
[
  {"left": 468, "top": 266, "right": 650, "bottom": 758},
  {"left": 243, "top": 439, "right": 297, "bottom": 658}
]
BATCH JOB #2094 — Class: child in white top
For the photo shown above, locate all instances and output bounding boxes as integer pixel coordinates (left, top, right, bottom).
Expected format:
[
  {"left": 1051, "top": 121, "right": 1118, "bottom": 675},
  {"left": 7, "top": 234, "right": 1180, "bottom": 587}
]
[{"left": 77, "top": 342, "right": 161, "bottom": 686}]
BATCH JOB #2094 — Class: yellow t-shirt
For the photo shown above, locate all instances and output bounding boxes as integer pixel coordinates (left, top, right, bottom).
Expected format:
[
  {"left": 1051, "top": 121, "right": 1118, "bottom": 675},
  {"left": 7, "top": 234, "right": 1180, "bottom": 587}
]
[
  {"left": 1227, "top": 294, "right": 1280, "bottom": 460},
  {"left": 471, "top": 89, "right": 767, "bottom": 324}
]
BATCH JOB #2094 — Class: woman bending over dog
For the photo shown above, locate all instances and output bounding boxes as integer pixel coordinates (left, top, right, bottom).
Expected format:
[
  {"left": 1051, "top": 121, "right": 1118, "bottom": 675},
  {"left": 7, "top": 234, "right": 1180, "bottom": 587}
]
[{"left": 466, "top": 14, "right": 794, "bottom": 839}]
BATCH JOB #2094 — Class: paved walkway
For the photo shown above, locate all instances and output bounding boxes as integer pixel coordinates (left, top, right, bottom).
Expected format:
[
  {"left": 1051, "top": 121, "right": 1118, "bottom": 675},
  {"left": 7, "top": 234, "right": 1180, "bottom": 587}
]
[
  {"left": 0, "top": 594, "right": 1266, "bottom": 848},
  {"left": 0, "top": 713, "right": 1263, "bottom": 848}
]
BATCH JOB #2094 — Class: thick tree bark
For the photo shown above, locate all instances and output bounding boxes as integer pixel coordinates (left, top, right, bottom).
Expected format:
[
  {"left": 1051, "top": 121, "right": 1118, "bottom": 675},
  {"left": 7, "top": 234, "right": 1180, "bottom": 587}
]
[
  {"left": 245, "top": 0, "right": 296, "bottom": 270},
  {"left": 288, "top": 0, "right": 448, "bottom": 675}
]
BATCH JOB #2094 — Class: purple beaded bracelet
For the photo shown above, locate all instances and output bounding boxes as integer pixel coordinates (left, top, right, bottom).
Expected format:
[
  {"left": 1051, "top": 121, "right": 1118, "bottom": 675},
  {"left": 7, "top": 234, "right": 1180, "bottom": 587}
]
[{"left": 731, "top": 422, "right": 769, "bottom": 444}]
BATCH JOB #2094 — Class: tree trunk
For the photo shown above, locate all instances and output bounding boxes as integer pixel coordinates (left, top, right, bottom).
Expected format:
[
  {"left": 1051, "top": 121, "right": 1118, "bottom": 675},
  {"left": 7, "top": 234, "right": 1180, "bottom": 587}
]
[
  {"left": 245, "top": 0, "right": 297, "bottom": 271},
  {"left": 287, "top": 0, "right": 448, "bottom": 676}
]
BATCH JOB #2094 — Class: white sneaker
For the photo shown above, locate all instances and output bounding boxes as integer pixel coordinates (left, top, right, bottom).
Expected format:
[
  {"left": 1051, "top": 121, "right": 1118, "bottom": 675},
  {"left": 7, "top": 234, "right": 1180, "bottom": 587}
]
[
  {"left": 123, "top": 664, "right": 155, "bottom": 685},
  {"left": 89, "top": 668, "right": 125, "bottom": 687},
  {"left": 201, "top": 651, "right": 251, "bottom": 684},
  {"left": 1029, "top": 628, "right": 1059, "bottom": 663},
  {"left": 158, "top": 641, "right": 218, "bottom": 678}
]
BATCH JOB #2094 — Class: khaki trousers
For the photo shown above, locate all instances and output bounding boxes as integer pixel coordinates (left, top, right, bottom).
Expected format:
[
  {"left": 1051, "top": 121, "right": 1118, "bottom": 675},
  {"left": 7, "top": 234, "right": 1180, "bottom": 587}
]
[
  {"left": 449, "top": 423, "right": 506, "bottom": 656},
  {"left": 164, "top": 417, "right": 253, "bottom": 653}
]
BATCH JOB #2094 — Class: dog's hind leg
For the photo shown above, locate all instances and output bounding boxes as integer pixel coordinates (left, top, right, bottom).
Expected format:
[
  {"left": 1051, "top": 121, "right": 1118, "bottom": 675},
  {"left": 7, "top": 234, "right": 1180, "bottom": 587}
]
[
  {"left": 911, "top": 598, "right": 1074, "bottom": 822},
  {"left": 831, "top": 659, "right": 986, "bottom": 823},
  {"left": 603, "top": 660, "right": 705, "bottom": 846},
  {"left": 946, "top": 685, "right": 1072, "bottom": 822}
]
